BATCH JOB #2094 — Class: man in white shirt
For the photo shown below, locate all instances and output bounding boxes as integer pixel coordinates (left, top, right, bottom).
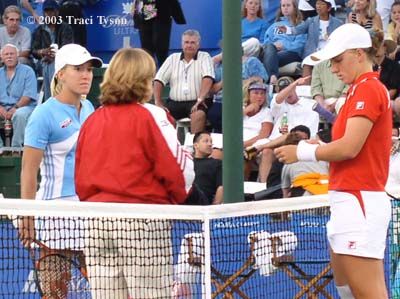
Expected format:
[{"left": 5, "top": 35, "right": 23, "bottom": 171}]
[
  {"left": 153, "top": 29, "right": 215, "bottom": 133},
  {"left": 257, "top": 76, "right": 320, "bottom": 182},
  {"left": 0, "top": 5, "right": 32, "bottom": 65}
]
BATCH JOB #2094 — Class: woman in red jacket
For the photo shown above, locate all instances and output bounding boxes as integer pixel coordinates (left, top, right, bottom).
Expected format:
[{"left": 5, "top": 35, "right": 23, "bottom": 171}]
[{"left": 75, "top": 48, "right": 194, "bottom": 298}]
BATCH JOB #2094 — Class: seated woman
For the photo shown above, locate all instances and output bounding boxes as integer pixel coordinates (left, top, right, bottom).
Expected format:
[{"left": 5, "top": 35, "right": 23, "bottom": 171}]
[
  {"left": 347, "top": 0, "right": 383, "bottom": 30},
  {"left": 386, "top": 1, "right": 400, "bottom": 60},
  {"left": 207, "top": 55, "right": 268, "bottom": 133},
  {"left": 280, "top": 0, "right": 343, "bottom": 77},
  {"left": 261, "top": 0, "right": 306, "bottom": 85},
  {"left": 213, "top": 0, "right": 267, "bottom": 63},
  {"left": 242, "top": 80, "right": 274, "bottom": 179},
  {"left": 241, "top": 0, "right": 268, "bottom": 57}
]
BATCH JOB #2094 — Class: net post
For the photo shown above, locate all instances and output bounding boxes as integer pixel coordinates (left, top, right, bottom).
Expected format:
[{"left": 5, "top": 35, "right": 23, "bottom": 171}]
[
  {"left": 222, "top": 0, "right": 244, "bottom": 203},
  {"left": 203, "top": 216, "right": 212, "bottom": 299}
]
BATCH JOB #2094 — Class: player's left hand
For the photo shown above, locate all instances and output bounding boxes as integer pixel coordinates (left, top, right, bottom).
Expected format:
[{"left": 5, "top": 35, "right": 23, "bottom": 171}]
[{"left": 18, "top": 216, "right": 35, "bottom": 248}]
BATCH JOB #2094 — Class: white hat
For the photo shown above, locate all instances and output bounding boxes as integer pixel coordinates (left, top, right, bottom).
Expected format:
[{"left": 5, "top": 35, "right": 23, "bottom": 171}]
[
  {"left": 318, "top": 0, "right": 336, "bottom": 9},
  {"left": 54, "top": 43, "right": 103, "bottom": 75},
  {"left": 311, "top": 24, "right": 371, "bottom": 61}
]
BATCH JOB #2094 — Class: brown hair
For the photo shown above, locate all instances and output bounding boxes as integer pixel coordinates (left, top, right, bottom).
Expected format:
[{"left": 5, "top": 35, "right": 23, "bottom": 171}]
[
  {"left": 276, "top": 0, "right": 303, "bottom": 26},
  {"left": 241, "top": 0, "right": 264, "bottom": 18},
  {"left": 99, "top": 48, "right": 156, "bottom": 105},
  {"left": 364, "top": 28, "right": 384, "bottom": 61}
]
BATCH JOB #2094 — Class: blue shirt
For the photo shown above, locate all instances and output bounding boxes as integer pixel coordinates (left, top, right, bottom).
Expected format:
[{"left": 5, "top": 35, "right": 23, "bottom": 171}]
[
  {"left": 0, "top": 63, "right": 37, "bottom": 109},
  {"left": 242, "top": 57, "right": 268, "bottom": 82},
  {"left": 213, "top": 58, "right": 268, "bottom": 103},
  {"left": 24, "top": 97, "right": 95, "bottom": 200},
  {"left": 241, "top": 17, "right": 268, "bottom": 43},
  {"left": 263, "top": 17, "right": 307, "bottom": 57}
]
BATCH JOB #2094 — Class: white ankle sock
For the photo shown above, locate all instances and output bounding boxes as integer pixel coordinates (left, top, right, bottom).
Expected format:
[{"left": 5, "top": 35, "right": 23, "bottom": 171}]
[{"left": 336, "top": 285, "right": 354, "bottom": 299}]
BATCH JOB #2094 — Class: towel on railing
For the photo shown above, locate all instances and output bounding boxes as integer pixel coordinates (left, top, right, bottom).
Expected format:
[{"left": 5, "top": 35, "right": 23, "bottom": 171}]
[
  {"left": 249, "top": 230, "right": 298, "bottom": 276},
  {"left": 175, "top": 232, "right": 204, "bottom": 283}
]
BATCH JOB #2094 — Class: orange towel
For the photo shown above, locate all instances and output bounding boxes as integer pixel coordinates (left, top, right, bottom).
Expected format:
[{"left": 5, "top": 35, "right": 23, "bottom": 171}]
[{"left": 292, "top": 173, "right": 329, "bottom": 195}]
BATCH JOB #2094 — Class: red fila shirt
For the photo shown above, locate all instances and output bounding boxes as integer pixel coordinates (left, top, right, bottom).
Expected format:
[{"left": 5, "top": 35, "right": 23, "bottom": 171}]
[{"left": 329, "top": 72, "right": 392, "bottom": 191}]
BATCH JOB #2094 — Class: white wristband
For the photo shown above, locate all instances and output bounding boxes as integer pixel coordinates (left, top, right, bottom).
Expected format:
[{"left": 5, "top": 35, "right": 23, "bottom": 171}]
[{"left": 296, "top": 140, "right": 318, "bottom": 162}]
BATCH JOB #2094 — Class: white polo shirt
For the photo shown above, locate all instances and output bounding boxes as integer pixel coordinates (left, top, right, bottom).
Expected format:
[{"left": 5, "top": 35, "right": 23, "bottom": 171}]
[{"left": 154, "top": 51, "right": 215, "bottom": 102}]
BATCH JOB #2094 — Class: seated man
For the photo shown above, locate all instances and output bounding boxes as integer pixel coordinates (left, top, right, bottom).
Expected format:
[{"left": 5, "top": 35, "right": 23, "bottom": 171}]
[
  {"left": 31, "top": 0, "right": 74, "bottom": 102},
  {"left": 0, "top": 5, "right": 32, "bottom": 66},
  {"left": 256, "top": 77, "right": 319, "bottom": 183},
  {"left": 192, "top": 132, "right": 223, "bottom": 205},
  {"left": 0, "top": 44, "right": 37, "bottom": 149},
  {"left": 311, "top": 59, "right": 348, "bottom": 112},
  {"left": 154, "top": 29, "right": 215, "bottom": 134}
]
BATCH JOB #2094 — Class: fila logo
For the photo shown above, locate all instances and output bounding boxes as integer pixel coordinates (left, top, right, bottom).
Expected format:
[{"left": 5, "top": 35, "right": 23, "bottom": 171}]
[
  {"left": 60, "top": 118, "right": 72, "bottom": 128},
  {"left": 348, "top": 241, "right": 357, "bottom": 250},
  {"left": 356, "top": 101, "right": 365, "bottom": 110}
]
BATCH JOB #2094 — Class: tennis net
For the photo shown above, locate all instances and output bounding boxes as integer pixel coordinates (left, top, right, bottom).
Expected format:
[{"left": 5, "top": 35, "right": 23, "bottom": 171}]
[{"left": 0, "top": 188, "right": 399, "bottom": 299}]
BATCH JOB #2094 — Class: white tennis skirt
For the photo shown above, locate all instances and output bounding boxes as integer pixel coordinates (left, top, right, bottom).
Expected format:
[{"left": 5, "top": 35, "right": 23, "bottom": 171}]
[
  {"left": 326, "top": 190, "right": 391, "bottom": 259},
  {"left": 35, "top": 196, "right": 84, "bottom": 250}
]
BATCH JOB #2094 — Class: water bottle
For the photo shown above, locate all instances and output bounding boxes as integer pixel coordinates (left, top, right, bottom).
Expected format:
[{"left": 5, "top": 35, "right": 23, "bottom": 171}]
[
  {"left": 4, "top": 119, "right": 12, "bottom": 147},
  {"left": 280, "top": 112, "right": 288, "bottom": 134}
]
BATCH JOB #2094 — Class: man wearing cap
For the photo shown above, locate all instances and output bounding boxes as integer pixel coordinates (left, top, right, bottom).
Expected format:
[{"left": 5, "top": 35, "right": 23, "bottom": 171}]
[
  {"left": 0, "top": 5, "right": 32, "bottom": 66},
  {"left": 31, "top": 0, "right": 73, "bottom": 102},
  {"left": 257, "top": 76, "right": 319, "bottom": 183},
  {"left": 154, "top": 29, "right": 215, "bottom": 134},
  {"left": 0, "top": 44, "right": 37, "bottom": 150}
]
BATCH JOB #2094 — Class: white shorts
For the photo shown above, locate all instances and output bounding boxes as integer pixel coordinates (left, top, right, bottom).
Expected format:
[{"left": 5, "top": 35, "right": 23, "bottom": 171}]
[{"left": 326, "top": 190, "right": 391, "bottom": 259}]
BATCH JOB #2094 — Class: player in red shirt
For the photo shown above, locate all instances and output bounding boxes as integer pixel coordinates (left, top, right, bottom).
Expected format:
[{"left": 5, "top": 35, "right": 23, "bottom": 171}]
[{"left": 275, "top": 24, "right": 392, "bottom": 299}]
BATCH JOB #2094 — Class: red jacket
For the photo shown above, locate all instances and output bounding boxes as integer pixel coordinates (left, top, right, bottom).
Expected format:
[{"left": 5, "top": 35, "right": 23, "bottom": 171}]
[{"left": 75, "top": 103, "right": 194, "bottom": 204}]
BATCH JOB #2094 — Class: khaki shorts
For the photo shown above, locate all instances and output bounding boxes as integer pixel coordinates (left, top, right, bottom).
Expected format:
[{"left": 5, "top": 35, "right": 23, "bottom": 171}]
[
  {"left": 327, "top": 190, "right": 391, "bottom": 259},
  {"left": 84, "top": 218, "right": 173, "bottom": 299}
]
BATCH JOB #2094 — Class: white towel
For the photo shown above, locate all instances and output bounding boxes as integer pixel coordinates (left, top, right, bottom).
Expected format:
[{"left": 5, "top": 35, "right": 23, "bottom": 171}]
[
  {"left": 175, "top": 233, "right": 204, "bottom": 284},
  {"left": 249, "top": 230, "right": 298, "bottom": 276}
]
